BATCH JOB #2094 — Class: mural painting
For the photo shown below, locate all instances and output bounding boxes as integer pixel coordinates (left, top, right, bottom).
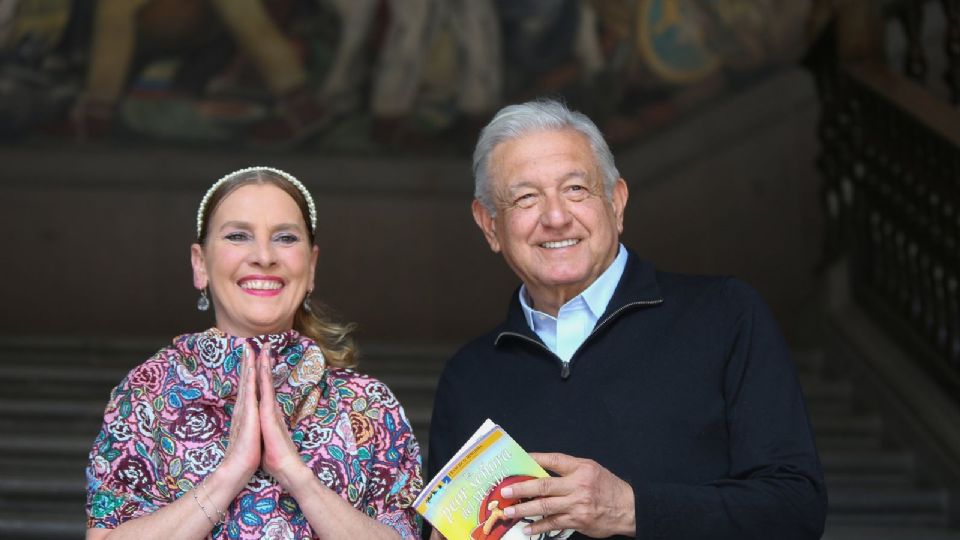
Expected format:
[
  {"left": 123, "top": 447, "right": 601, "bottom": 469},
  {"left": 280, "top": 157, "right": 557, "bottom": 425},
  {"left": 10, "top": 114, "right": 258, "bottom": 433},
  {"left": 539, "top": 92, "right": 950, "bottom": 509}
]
[{"left": 0, "top": 0, "right": 810, "bottom": 153}]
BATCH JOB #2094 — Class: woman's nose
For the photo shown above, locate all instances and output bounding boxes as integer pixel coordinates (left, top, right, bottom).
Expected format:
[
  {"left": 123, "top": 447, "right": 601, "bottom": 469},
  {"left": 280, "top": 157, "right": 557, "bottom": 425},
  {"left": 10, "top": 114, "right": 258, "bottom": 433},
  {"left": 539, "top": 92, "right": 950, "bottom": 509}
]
[{"left": 251, "top": 239, "right": 277, "bottom": 266}]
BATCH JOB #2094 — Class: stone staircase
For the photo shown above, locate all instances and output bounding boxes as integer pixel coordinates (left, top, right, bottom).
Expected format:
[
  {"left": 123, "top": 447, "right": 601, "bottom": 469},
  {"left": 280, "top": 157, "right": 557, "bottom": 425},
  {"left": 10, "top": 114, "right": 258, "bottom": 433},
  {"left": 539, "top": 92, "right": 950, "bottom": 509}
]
[
  {"left": 1, "top": 338, "right": 958, "bottom": 539},
  {"left": 796, "top": 350, "right": 960, "bottom": 538}
]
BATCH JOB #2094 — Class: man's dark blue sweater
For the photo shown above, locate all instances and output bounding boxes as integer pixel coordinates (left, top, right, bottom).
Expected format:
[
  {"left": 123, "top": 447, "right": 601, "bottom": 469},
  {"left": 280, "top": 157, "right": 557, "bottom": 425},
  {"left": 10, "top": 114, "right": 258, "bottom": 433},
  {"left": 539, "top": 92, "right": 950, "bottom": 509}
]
[{"left": 427, "top": 250, "right": 827, "bottom": 539}]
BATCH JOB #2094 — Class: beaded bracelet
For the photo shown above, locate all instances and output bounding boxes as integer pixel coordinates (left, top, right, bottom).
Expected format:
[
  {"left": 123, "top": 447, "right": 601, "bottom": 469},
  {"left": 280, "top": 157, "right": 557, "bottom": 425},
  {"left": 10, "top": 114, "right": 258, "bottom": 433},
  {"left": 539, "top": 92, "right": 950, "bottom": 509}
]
[
  {"left": 191, "top": 488, "right": 219, "bottom": 527},
  {"left": 200, "top": 478, "right": 227, "bottom": 524}
]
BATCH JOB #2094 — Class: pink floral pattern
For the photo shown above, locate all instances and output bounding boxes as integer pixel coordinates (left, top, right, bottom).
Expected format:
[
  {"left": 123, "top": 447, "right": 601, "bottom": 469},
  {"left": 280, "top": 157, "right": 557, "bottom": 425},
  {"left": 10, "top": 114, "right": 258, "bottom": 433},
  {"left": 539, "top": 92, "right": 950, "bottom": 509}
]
[
  {"left": 86, "top": 328, "right": 423, "bottom": 539},
  {"left": 170, "top": 404, "right": 224, "bottom": 442}
]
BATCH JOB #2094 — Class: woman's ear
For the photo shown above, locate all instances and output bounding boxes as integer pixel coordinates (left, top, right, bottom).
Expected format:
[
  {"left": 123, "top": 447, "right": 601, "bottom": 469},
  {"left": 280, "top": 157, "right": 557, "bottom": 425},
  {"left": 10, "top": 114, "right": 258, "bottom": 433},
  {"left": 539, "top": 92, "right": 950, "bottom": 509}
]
[
  {"left": 309, "top": 244, "right": 319, "bottom": 289},
  {"left": 190, "top": 243, "right": 207, "bottom": 290}
]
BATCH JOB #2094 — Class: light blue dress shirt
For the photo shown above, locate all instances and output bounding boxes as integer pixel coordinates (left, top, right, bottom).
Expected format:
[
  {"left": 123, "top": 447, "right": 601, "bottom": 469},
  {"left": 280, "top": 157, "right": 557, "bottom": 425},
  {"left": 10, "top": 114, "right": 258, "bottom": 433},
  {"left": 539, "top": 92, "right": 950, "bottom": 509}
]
[{"left": 519, "top": 244, "right": 628, "bottom": 364}]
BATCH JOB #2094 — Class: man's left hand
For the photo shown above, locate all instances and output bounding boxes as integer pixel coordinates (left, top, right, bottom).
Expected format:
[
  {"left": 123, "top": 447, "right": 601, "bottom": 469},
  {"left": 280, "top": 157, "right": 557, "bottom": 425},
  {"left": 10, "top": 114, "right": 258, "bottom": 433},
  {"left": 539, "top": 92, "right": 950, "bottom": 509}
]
[{"left": 500, "top": 452, "right": 636, "bottom": 538}]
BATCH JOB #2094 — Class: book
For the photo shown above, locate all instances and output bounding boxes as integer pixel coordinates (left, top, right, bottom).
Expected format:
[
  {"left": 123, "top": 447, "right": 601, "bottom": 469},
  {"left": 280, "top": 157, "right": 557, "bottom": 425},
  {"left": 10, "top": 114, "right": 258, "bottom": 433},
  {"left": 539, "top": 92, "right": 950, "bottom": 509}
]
[{"left": 414, "top": 419, "right": 574, "bottom": 540}]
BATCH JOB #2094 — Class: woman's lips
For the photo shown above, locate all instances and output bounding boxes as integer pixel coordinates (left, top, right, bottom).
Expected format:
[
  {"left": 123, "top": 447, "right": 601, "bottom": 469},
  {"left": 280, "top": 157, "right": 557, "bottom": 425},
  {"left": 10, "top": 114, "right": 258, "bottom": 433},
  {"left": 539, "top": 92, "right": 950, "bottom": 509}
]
[{"left": 238, "top": 276, "right": 284, "bottom": 297}]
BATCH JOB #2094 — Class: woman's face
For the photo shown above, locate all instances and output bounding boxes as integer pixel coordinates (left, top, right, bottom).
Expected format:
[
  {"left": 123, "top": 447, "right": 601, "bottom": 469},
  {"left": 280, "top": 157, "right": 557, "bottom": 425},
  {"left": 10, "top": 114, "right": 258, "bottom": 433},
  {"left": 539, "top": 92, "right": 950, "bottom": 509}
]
[{"left": 191, "top": 183, "right": 318, "bottom": 337}]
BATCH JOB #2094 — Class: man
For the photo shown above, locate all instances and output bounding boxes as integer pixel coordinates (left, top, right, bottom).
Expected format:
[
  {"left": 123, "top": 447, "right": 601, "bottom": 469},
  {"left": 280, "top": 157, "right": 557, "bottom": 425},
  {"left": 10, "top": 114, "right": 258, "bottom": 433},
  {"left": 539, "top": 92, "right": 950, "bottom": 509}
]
[{"left": 427, "top": 99, "right": 826, "bottom": 539}]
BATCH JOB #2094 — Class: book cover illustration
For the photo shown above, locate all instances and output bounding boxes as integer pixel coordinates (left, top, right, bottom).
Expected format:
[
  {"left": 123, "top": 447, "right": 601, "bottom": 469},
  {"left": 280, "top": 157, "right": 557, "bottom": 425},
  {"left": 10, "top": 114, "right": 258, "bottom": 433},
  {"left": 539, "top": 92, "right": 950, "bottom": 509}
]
[{"left": 414, "top": 419, "right": 573, "bottom": 540}]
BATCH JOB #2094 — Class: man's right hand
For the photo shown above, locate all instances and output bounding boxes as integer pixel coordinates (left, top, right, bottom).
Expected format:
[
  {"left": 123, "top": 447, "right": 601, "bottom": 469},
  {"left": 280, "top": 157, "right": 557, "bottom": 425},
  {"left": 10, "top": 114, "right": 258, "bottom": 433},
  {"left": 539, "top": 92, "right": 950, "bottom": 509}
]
[{"left": 500, "top": 452, "right": 636, "bottom": 538}]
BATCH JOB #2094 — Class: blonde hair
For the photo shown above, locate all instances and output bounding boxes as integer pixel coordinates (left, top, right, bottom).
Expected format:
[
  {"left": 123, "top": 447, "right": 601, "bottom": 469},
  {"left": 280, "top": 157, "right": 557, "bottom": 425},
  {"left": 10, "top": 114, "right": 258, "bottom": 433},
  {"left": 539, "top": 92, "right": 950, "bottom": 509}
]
[
  {"left": 296, "top": 300, "right": 358, "bottom": 368},
  {"left": 197, "top": 167, "right": 358, "bottom": 368}
]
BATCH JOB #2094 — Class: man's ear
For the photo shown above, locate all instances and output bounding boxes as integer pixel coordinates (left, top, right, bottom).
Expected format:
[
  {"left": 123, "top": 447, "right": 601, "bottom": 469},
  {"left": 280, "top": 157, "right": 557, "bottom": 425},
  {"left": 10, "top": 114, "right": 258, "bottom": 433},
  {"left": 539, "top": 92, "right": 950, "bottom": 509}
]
[
  {"left": 611, "top": 178, "right": 629, "bottom": 234},
  {"left": 471, "top": 199, "right": 501, "bottom": 253},
  {"left": 190, "top": 243, "right": 207, "bottom": 290}
]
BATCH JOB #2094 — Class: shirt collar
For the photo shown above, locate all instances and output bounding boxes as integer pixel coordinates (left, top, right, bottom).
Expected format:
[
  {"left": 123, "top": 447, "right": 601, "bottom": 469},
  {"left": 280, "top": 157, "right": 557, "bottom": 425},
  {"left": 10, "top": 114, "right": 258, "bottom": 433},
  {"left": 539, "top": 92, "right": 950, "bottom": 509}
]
[
  {"left": 519, "top": 244, "right": 628, "bottom": 326},
  {"left": 498, "top": 247, "right": 664, "bottom": 345}
]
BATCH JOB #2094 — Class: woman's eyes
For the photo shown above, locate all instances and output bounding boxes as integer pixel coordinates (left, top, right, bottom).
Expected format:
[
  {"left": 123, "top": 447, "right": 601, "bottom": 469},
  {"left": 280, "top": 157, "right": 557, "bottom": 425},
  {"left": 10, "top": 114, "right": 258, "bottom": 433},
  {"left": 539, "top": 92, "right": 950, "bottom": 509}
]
[
  {"left": 224, "top": 232, "right": 251, "bottom": 242},
  {"left": 275, "top": 233, "right": 300, "bottom": 244},
  {"left": 222, "top": 232, "right": 300, "bottom": 244}
]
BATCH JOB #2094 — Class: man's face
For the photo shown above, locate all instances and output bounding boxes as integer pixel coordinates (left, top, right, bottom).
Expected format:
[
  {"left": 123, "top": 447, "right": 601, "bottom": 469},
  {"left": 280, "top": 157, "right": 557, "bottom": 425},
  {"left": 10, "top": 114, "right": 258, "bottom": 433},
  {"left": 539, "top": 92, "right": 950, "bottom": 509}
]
[{"left": 472, "top": 128, "right": 628, "bottom": 314}]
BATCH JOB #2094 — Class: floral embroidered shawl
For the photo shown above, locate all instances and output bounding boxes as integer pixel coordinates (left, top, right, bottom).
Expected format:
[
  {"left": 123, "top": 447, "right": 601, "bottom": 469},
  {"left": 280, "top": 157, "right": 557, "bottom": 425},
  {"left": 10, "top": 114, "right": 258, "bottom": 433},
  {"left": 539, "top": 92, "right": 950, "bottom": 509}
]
[{"left": 86, "top": 328, "right": 423, "bottom": 539}]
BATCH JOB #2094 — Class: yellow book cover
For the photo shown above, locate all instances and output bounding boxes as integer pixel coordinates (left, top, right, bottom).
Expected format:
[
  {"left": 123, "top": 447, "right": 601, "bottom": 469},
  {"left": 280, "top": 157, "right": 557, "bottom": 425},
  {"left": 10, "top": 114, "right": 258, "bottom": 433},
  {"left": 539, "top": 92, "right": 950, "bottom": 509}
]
[{"left": 414, "top": 419, "right": 573, "bottom": 540}]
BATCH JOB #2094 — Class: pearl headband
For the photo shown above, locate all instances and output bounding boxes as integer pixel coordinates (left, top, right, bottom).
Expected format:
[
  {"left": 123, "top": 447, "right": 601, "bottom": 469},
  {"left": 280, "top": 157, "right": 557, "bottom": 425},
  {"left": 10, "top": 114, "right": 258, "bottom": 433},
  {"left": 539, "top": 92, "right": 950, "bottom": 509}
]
[{"left": 196, "top": 166, "right": 317, "bottom": 240}]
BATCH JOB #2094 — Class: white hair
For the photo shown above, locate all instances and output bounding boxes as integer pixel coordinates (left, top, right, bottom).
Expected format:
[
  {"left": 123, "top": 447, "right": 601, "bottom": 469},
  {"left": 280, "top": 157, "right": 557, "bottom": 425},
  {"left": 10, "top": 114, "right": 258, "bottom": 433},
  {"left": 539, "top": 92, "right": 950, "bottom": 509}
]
[{"left": 472, "top": 99, "right": 620, "bottom": 213}]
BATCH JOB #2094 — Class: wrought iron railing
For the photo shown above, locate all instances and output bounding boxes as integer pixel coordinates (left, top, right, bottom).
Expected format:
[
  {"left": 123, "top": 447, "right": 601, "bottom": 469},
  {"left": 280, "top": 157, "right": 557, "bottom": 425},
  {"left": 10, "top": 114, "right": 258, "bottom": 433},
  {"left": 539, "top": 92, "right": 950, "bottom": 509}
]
[{"left": 807, "top": 0, "right": 960, "bottom": 382}]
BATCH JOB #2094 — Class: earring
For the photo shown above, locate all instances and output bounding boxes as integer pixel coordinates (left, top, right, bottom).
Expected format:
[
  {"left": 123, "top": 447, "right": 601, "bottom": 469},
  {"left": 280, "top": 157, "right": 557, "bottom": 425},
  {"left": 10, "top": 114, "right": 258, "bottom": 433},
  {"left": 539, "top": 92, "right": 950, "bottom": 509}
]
[
  {"left": 302, "top": 291, "right": 313, "bottom": 313},
  {"left": 197, "top": 289, "right": 210, "bottom": 312}
]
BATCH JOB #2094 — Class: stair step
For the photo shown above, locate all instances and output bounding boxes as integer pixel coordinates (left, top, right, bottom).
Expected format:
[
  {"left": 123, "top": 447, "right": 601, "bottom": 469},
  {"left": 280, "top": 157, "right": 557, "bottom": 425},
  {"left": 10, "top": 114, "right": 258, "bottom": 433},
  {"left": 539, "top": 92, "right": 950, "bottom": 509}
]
[
  {"left": 826, "top": 512, "right": 951, "bottom": 527},
  {"left": 826, "top": 471, "right": 914, "bottom": 489},
  {"left": 0, "top": 399, "right": 104, "bottom": 415},
  {"left": 829, "top": 489, "right": 948, "bottom": 513},
  {"left": 0, "top": 421, "right": 100, "bottom": 437},
  {"left": 816, "top": 433, "right": 884, "bottom": 451},
  {"left": 0, "top": 510, "right": 86, "bottom": 540},
  {"left": 0, "top": 456, "right": 88, "bottom": 477},
  {"left": 0, "top": 365, "right": 128, "bottom": 383},
  {"left": 361, "top": 373, "right": 439, "bottom": 393},
  {"left": 360, "top": 355, "right": 449, "bottom": 373},
  {"left": 800, "top": 378, "right": 854, "bottom": 402},
  {"left": 811, "top": 413, "right": 883, "bottom": 436},
  {"left": 0, "top": 476, "right": 83, "bottom": 496},
  {"left": 823, "top": 525, "right": 960, "bottom": 539},
  {"left": 0, "top": 347, "right": 151, "bottom": 369},
  {"left": 820, "top": 450, "right": 914, "bottom": 474},
  {"left": 792, "top": 350, "right": 826, "bottom": 373},
  {"left": 807, "top": 400, "right": 855, "bottom": 416},
  {"left": 0, "top": 434, "right": 93, "bottom": 457},
  {"left": 0, "top": 400, "right": 106, "bottom": 436}
]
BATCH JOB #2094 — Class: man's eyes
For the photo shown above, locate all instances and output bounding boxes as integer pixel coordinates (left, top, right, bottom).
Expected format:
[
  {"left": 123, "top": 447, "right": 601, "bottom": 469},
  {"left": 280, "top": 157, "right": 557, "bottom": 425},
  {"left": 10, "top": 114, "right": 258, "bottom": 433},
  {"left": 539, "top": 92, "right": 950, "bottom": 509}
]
[
  {"left": 508, "top": 184, "right": 593, "bottom": 209},
  {"left": 564, "top": 184, "right": 593, "bottom": 199},
  {"left": 513, "top": 193, "right": 538, "bottom": 208}
]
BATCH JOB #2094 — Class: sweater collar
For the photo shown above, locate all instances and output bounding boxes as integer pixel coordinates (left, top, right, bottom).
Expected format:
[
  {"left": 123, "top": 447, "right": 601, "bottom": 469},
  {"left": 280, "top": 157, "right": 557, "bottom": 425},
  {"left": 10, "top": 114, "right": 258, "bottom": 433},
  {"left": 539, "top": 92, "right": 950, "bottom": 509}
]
[{"left": 499, "top": 247, "right": 664, "bottom": 341}]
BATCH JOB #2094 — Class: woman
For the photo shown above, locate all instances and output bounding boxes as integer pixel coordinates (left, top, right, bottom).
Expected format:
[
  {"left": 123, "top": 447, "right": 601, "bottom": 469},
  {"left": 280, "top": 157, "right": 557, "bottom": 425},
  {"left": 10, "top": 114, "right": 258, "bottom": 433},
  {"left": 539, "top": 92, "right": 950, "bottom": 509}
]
[{"left": 85, "top": 167, "right": 422, "bottom": 539}]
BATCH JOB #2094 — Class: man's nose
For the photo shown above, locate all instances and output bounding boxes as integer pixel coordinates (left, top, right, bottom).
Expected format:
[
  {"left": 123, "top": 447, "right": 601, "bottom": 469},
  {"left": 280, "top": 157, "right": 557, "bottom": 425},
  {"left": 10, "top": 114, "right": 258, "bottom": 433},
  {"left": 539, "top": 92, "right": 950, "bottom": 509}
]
[{"left": 539, "top": 193, "right": 572, "bottom": 228}]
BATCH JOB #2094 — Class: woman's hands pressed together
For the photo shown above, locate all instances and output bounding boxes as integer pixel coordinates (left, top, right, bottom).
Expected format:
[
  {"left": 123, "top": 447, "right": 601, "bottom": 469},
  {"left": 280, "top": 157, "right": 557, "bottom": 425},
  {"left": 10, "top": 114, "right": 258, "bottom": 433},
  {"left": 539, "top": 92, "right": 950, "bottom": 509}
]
[
  {"left": 220, "top": 344, "right": 310, "bottom": 492},
  {"left": 222, "top": 344, "right": 403, "bottom": 539},
  {"left": 219, "top": 345, "right": 262, "bottom": 481},
  {"left": 256, "top": 345, "right": 312, "bottom": 491}
]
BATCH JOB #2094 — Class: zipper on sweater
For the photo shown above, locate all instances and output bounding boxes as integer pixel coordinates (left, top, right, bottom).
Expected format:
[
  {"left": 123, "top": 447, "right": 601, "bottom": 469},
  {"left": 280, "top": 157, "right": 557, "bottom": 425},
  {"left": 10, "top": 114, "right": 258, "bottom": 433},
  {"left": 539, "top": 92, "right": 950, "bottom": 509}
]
[
  {"left": 495, "top": 331, "right": 569, "bottom": 378},
  {"left": 497, "top": 332, "right": 552, "bottom": 355},
  {"left": 560, "top": 298, "right": 664, "bottom": 378},
  {"left": 496, "top": 298, "right": 662, "bottom": 379},
  {"left": 588, "top": 299, "right": 664, "bottom": 341}
]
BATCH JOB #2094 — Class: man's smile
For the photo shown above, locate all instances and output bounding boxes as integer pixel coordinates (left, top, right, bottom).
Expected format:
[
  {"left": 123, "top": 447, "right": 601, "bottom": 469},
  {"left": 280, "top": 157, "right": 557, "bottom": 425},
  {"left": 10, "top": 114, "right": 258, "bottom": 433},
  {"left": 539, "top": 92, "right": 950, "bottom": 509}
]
[{"left": 540, "top": 239, "right": 580, "bottom": 249}]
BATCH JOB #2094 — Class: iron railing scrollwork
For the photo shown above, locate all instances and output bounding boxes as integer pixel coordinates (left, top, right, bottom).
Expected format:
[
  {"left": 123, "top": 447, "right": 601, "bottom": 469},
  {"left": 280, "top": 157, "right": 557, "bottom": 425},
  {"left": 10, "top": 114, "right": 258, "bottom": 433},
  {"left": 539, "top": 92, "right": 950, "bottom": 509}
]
[{"left": 807, "top": 0, "right": 960, "bottom": 380}]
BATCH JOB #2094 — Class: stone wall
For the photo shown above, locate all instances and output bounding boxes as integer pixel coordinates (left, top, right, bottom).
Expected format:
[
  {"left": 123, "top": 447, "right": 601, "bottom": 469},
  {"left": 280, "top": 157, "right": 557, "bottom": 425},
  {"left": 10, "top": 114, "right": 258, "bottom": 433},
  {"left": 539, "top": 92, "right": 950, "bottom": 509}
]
[{"left": 0, "top": 68, "right": 822, "bottom": 346}]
